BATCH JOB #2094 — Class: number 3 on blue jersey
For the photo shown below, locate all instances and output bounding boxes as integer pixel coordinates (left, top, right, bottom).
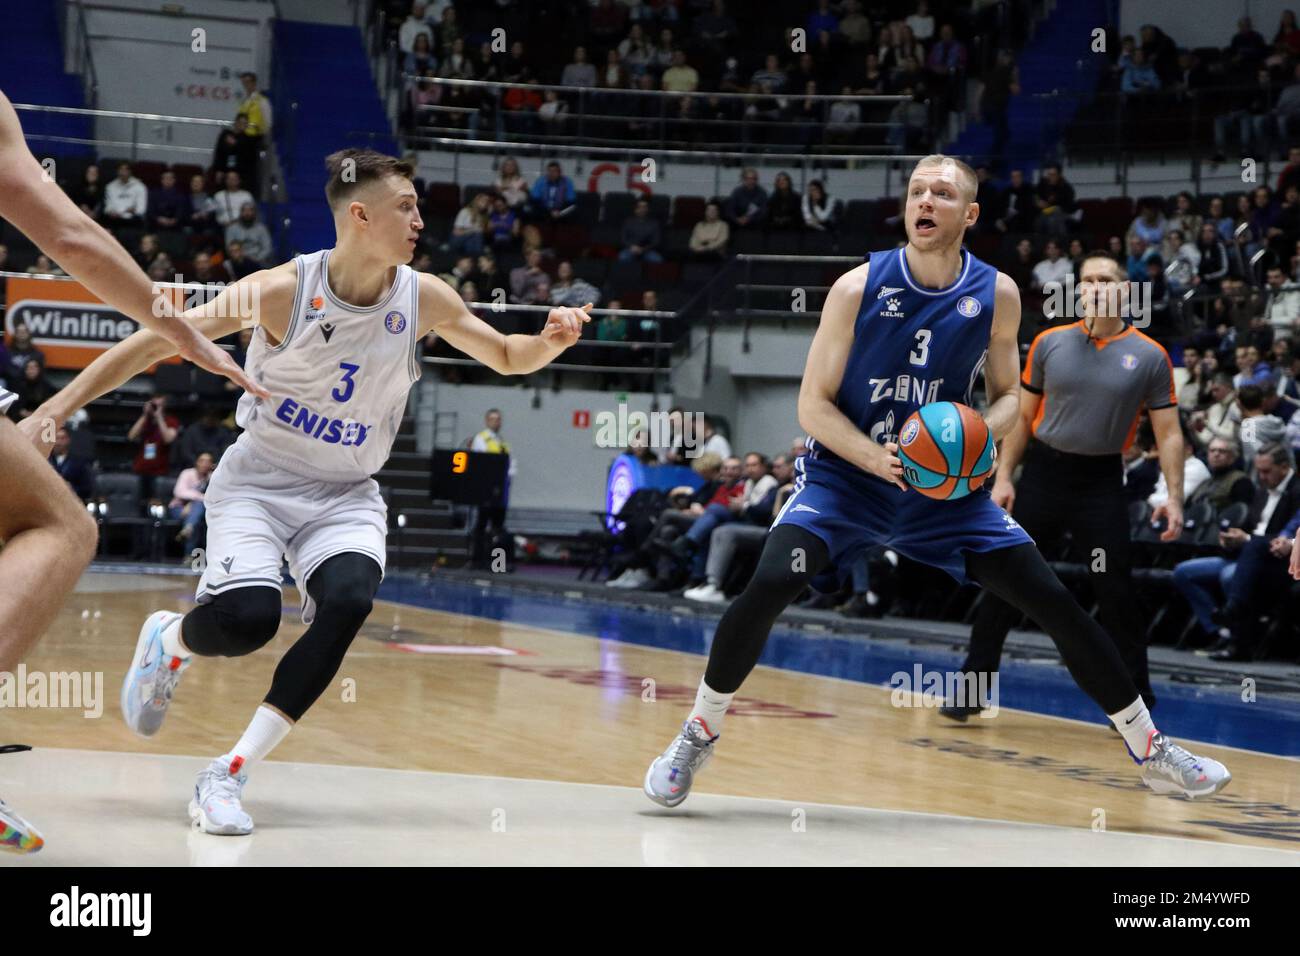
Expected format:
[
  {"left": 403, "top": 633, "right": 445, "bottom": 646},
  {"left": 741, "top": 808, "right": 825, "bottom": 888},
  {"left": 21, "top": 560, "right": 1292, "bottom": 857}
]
[
  {"left": 332, "top": 362, "right": 360, "bottom": 402},
  {"left": 909, "top": 329, "right": 931, "bottom": 367}
]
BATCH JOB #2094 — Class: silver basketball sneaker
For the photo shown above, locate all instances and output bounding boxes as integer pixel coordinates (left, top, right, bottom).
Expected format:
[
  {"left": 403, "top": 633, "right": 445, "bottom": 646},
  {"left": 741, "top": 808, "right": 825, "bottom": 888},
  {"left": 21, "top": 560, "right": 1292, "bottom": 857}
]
[
  {"left": 644, "top": 717, "right": 719, "bottom": 808},
  {"left": 1139, "top": 733, "right": 1231, "bottom": 799},
  {"left": 121, "top": 610, "right": 189, "bottom": 738},
  {"left": 189, "top": 758, "right": 254, "bottom": 835}
]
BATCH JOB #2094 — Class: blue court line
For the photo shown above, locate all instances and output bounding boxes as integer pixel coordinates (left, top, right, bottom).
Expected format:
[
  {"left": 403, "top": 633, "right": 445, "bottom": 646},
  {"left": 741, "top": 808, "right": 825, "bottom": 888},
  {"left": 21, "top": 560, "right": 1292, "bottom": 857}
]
[{"left": 377, "top": 576, "right": 1300, "bottom": 758}]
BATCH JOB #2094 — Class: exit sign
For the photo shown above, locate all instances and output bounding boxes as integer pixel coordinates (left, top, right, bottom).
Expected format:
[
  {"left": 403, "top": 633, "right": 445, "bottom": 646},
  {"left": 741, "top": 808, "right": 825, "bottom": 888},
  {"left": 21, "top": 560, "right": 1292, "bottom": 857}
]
[{"left": 573, "top": 410, "right": 590, "bottom": 428}]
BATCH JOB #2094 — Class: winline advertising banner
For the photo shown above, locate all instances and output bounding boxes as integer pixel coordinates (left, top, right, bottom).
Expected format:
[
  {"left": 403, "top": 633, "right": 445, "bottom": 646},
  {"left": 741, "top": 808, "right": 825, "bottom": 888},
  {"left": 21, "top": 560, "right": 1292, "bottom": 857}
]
[{"left": 4, "top": 276, "right": 188, "bottom": 371}]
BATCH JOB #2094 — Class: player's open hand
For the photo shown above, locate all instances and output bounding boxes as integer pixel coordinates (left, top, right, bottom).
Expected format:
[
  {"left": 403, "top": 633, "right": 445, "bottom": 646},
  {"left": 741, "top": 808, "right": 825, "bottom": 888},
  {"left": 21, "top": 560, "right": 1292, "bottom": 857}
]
[
  {"left": 173, "top": 324, "right": 271, "bottom": 400},
  {"left": 1291, "top": 536, "right": 1300, "bottom": 581},
  {"left": 869, "top": 441, "right": 908, "bottom": 492},
  {"left": 541, "top": 303, "right": 592, "bottom": 349},
  {"left": 1152, "top": 501, "right": 1183, "bottom": 542}
]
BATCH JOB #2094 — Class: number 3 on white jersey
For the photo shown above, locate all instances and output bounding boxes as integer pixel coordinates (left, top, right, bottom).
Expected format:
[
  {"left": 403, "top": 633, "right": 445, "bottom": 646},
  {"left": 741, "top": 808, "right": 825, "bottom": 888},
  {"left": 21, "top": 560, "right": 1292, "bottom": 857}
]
[{"left": 909, "top": 329, "right": 931, "bottom": 366}]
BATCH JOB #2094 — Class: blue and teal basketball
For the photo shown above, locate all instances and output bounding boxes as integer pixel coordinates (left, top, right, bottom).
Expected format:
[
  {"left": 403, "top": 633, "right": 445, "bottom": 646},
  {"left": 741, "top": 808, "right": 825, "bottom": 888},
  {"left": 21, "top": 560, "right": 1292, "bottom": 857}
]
[{"left": 896, "top": 402, "right": 995, "bottom": 500}]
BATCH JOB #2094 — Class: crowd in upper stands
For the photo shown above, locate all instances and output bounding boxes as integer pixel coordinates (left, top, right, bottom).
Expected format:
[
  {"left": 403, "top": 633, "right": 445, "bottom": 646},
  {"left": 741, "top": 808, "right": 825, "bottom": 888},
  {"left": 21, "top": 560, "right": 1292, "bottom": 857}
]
[{"left": 390, "top": 0, "right": 1035, "bottom": 151}]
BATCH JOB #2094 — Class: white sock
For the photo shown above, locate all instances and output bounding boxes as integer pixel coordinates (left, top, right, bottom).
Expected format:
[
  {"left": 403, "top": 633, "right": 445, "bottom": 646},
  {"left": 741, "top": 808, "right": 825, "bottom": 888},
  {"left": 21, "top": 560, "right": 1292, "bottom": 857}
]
[
  {"left": 1109, "top": 697, "right": 1158, "bottom": 760},
  {"left": 688, "top": 679, "right": 733, "bottom": 738},
  {"left": 221, "top": 705, "right": 292, "bottom": 776},
  {"left": 160, "top": 615, "right": 190, "bottom": 660}
]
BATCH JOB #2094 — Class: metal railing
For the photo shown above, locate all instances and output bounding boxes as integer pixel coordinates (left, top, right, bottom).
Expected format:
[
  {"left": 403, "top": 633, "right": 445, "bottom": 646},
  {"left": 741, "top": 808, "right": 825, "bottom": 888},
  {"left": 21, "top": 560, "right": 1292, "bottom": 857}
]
[
  {"left": 420, "top": 301, "right": 675, "bottom": 390},
  {"left": 396, "top": 75, "right": 915, "bottom": 158},
  {"left": 11, "top": 101, "right": 292, "bottom": 264}
]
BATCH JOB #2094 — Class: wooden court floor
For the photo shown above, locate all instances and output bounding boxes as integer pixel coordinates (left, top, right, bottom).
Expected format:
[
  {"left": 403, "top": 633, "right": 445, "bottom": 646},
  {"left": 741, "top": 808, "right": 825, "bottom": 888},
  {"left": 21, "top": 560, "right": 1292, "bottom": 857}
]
[{"left": 1, "top": 571, "right": 1297, "bottom": 866}]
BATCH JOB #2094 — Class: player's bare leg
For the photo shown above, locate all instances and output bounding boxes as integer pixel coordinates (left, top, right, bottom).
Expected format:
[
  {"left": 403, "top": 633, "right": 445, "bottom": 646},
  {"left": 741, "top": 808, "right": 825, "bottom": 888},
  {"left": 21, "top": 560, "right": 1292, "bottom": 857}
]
[{"left": 0, "top": 415, "right": 99, "bottom": 853}]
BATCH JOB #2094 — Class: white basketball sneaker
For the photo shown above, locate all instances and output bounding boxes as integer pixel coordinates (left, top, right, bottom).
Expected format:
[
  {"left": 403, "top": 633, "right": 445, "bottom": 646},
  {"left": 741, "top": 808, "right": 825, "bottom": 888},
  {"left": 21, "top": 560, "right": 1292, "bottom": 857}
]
[
  {"left": 644, "top": 717, "right": 719, "bottom": 808},
  {"left": 1138, "top": 732, "right": 1232, "bottom": 799},
  {"left": 189, "top": 758, "right": 254, "bottom": 836},
  {"left": 121, "top": 610, "right": 189, "bottom": 738}
]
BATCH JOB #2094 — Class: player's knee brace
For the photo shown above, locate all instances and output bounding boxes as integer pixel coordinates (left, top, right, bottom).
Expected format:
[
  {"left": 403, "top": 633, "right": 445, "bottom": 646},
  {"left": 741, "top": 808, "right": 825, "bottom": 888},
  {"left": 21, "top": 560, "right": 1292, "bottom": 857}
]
[{"left": 184, "top": 586, "right": 281, "bottom": 657}]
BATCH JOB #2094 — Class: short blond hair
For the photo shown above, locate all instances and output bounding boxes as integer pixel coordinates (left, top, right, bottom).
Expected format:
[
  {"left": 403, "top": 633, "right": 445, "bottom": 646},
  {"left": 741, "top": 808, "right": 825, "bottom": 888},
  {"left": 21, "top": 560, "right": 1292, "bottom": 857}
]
[
  {"left": 691, "top": 451, "right": 723, "bottom": 476},
  {"left": 910, "top": 154, "right": 978, "bottom": 203}
]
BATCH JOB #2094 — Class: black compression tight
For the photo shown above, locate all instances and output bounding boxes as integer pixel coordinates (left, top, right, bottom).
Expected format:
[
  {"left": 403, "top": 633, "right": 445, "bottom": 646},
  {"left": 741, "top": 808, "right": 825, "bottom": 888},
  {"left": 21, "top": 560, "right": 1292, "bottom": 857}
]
[
  {"left": 702, "top": 528, "right": 1139, "bottom": 716},
  {"left": 180, "top": 552, "right": 382, "bottom": 721}
]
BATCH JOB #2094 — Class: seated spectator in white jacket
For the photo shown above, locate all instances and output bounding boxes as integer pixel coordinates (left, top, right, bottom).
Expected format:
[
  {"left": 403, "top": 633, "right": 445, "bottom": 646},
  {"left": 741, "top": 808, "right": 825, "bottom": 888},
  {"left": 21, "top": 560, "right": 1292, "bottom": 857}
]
[
  {"left": 102, "top": 162, "right": 148, "bottom": 231},
  {"left": 212, "top": 170, "right": 255, "bottom": 227}
]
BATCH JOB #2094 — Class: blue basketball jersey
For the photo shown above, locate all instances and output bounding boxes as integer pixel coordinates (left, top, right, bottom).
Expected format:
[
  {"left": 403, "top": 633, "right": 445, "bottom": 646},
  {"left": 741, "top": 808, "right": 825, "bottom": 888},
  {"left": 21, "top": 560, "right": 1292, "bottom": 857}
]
[{"left": 808, "top": 246, "right": 997, "bottom": 466}]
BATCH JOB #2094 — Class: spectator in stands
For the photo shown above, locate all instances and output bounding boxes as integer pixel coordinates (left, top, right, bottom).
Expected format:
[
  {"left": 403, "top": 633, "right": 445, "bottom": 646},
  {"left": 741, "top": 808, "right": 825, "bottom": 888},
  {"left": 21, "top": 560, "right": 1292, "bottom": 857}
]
[
  {"left": 1165, "top": 230, "right": 1201, "bottom": 294},
  {"left": 550, "top": 260, "right": 600, "bottom": 308},
  {"left": 698, "top": 414, "right": 732, "bottom": 458},
  {"left": 48, "top": 426, "right": 93, "bottom": 501},
  {"left": 1066, "top": 237, "right": 1087, "bottom": 271},
  {"left": 825, "top": 85, "right": 863, "bottom": 144},
  {"left": 838, "top": 0, "right": 870, "bottom": 46},
  {"left": 1262, "top": 265, "right": 1300, "bottom": 333},
  {"left": 1173, "top": 443, "right": 1298, "bottom": 650},
  {"left": 399, "top": 2, "right": 434, "bottom": 55},
  {"left": 1227, "top": 17, "right": 1268, "bottom": 74},
  {"left": 981, "top": 49, "right": 1019, "bottom": 160},
  {"left": 1030, "top": 239, "right": 1071, "bottom": 293},
  {"left": 886, "top": 86, "right": 928, "bottom": 152},
  {"left": 619, "top": 198, "right": 664, "bottom": 262},
  {"left": 211, "top": 116, "right": 258, "bottom": 194},
  {"left": 689, "top": 200, "right": 730, "bottom": 259},
  {"left": 1150, "top": 432, "right": 1211, "bottom": 511},
  {"left": 102, "top": 162, "right": 148, "bottom": 233},
  {"left": 133, "top": 233, "right": 161, "bottom": 272},
  {"left": 68, "top": 163, "right": 103, "bottom": 219},
  {"left": 5, "top": 323, "right": 44, "bottom": 381},
  {"left": 1193, "top": 222, "right": 1230, "bottom": 293},
  {"left": 661, "top": 49, "right": 700, "bottom": 93},
  {"left": 146, "top": 169, "right": 189, "bottom": 234},
  {"left": 212, "top": 170, "right": 254, "bottom": 228},
  {"left": 1179, "top": 346, "right": 1210, "bottom": 411},
  {"left": 529, "top": 162, "right": 575, "bottom": 221},
  {"left": 1033, "top": 163, "right": 1077, "bottom": 238},
  {"left": 1128, "top": 200, "right": 1169, "bottom": 249},
  {"left": 225, "top": 202, "right": 273, "bottom": 265},
  {"left": 725, "top": 168, "right": 768, "bottom": 229},
  {"left": 404, "top": 31, "right": 436, "bottom": 76},
  {"left": 1201, "top": 444, "right": 1300, "bottom": 660},
  {"left": 215, "top": 240, "right": 249, "bottom": 280},
  {"left": 1168, "top": 192, "right": 1203, "bottom": 242},
  {"left": 765, "top": 172, "right": 801, "bottom": 231},
  {"left": 994, "top": 168, "right": 1035, "bottom": 232},
  {"left": 486, "top": 195, "right": 520, "bottom": 252},
  {"left": 1204, "top": 196, "right": 1232, "bottom": 243},
  {"left": 1122, "top": 430, "right": 1161, "bottom": 502},
  {"left": 493, "top": 157, "right": 528, "bottom": 209},
  {"left": 509, "top": 250, "right": 547, "bottom": 303},
  {"left": 1188, "top": 437, "right": 1255, "bottom": 509},
  {"left": 434, "top": 5, "right": 460, "bottom": 59},
  {"left": 1005, "top": 238, "right": 1035, "bottom": 290},
  {"left": 1121, "top": 48, "right": 1161, "bottom": 94},
  {"left": 190, "top": 250, "right": 222, "bottom": 288},
  {"left": 449, "top": 193, "right": 490, "bottom": 256},
  {"left": 128, "top": 393, "right": 180, "bottom": 501},
  {"left": 169, "top": 451, "right": 215, "bottom": 543},
  {"left": 906, "top": 1, "right": 935, "bottom": 42},
  {"left": 235, "top": 72, "right": 272, "bottom": 144},
  {"left": 535, "top": 88, "right": 569, "bottom": 136},
  {"left": 186, "top": 173, "right": 219, "bottom": 246},
  {"left": 12, "top": 358, "right": 54, "bottom": 419},
  {"left": 1257, "top": 63, "right": 1300, "bottom": 158},
  {"left": 619, "top": 24, "right": 655, "bottom": 78},
  {"left": 466, "top": 252, "right": 500, "bottom": 299},
  {"left": 802, "top": 179, "right": 836, "bottom": 232},
  {"left": 176, "top": 405, "right": 234, "bottom": 470},
  {"left": 1191, "top": 372, "right": 1239, "bottom": 450},
  {"left": 1239, "top": 383, "right": 1287, "bottom": 467},
  {"left": 27, "top": 253, "right": 65, "bottom": 276},
  {"left": 561, "top": 46, "right": 596, "bottom": 88},
  {"left": 1213, "top": 68, "right": 1276, "bottom": 160},
  {"left": 672, "top": 450, "right": 778, "bottom": 583},
  {"left": 1278, "top": 146, "right": 1300, "bottom": 196}
]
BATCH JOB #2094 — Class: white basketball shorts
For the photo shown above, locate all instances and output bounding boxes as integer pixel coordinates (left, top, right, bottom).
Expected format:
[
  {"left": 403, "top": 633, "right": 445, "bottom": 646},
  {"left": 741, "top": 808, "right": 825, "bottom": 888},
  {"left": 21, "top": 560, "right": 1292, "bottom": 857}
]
[{"left": 194, "top": 438, "right": 387, "bottom": 625}]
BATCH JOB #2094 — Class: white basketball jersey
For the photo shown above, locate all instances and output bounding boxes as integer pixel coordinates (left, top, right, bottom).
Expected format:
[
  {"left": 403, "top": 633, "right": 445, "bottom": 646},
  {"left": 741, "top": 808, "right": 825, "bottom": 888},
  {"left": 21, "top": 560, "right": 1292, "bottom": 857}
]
[{"left": 236, "top": 248, "right": 424, "bottom": 483}]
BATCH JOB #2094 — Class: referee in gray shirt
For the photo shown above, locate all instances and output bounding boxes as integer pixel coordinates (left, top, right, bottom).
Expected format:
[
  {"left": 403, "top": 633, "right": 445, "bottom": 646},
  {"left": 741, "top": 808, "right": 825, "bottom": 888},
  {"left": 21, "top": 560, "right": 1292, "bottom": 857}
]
[{"left": 945, "top": 252, "right": 1185, "bottom": 716}]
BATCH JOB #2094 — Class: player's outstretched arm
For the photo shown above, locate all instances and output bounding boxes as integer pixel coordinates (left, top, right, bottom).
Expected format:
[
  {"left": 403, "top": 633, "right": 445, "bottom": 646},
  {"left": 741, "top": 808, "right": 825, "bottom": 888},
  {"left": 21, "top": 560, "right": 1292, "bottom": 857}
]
[
  {"left": 797, "top": 263, "right": 906, "bottom": 490},
  {"left": 20, "top": 266, "right": 295, "bottom": 454},
  {"left": 417, "top": 272, "right": 590, "bottom": 375},
  {"left": 0, "top": 89, "right": 268, "bottom": 399}
]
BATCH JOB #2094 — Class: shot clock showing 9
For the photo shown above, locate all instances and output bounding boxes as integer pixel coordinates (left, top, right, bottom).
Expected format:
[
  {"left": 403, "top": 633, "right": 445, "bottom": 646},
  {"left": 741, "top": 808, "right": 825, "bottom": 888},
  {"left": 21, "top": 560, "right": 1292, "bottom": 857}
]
[{"left": 430, "top": 449, "right": 509, "bottom": 507}]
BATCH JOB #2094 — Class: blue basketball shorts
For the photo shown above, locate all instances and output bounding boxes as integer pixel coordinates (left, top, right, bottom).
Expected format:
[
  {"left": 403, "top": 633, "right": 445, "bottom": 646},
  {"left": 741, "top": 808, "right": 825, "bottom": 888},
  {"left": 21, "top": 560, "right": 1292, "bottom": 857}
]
[{"left": 771, "top": 455, "right": 1034, "bottom": 586}]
